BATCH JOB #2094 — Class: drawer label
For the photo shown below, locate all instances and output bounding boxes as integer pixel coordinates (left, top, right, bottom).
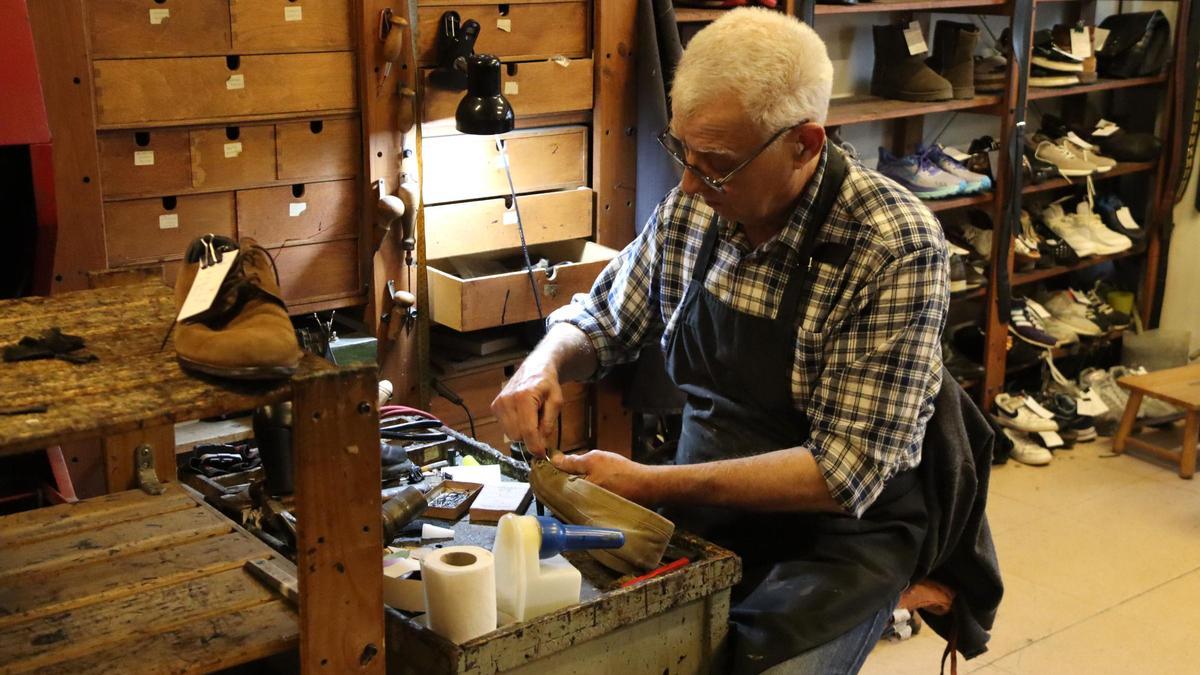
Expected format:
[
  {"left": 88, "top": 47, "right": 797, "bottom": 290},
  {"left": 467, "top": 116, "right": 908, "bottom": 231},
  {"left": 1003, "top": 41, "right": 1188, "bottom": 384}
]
[
  {"left": 133, "top": 150, "right": 156, "bottom": 166},
  {"left": 289, "top": 202, "right": 307, "bottom": 217},
  {"left": 149, "top": 8, "right": 170, "bottom": 25},
  {"left": 284, "top": 6, "right": 303, "bottom": 22},
  {"left": 496, "top": 18, "right": 512, "bottom": 32},
  {"left": 503, "top": 210, "right": 519, "bottom": 226},
  {"left": 226, "top": 74, "right": 245, "bottom": 90},
  {"left": 159, "top": 214, "right": 179, "bottom": 230},
  {"left": 224, "top": 142, "right": 243, "bottom": 159},
  {"left": 504, "top": 81, "right": 519, "bottom": 96}
]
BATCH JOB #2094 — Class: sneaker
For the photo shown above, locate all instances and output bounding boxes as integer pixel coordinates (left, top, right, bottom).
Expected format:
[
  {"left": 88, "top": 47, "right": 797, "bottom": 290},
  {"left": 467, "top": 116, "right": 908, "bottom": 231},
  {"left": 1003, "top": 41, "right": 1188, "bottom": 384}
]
[
  {"left": 1079, "top": 367, "right": 1128, "bottom": 435},
  {"left": 1023, "top": 148, "right": 1059, "bottom": 184},
  {"left": 922, "top": 145, "right": 992, "bottom": 193},
  {"left": 949, "top": 255, "right": 970, "bottom": 293},
  {"left": 1061, "top": 134, "right": 1117, "bottom": 173},
  {"left": 1032, "top": 30, "right": 1085, "bottom": 72},
  {"left": 1111, "top": 366, "right": 1187, "bottom": 421},
  {"left": 974, "top": 54, "right": 1007, "bottom": 93},
  {"left": 1075, "top": 285, "right": 1131, "bottom": 329},
  {"left": 878, "top": 147, "right": 967, "bottom": 199},
  {"left": 1095, "top": 194, "right": 1146, "bottom": 242},
  {"left": 1041, "top": 202, "right": 1099, "bottom": 257},
  {"left": 957, "top": 217, "right": 994, "bottom": 258},
  {"left": 1032, "top": 137, "right": 1096, "bottom": 177},
  {"left": 967, "top": 136, "right": 998, "bottom": 180},
  {"left": 1041, "top": 290, "right": 1106, "bottom": 335},
  {"left": 1073, "top": 201, "right": 1132, "bottom": 254},
  {"left": 995, "top": 393, "right": 1061, "bottom": 432},
  {"left": 1029, "top": 66, "right": 1080, "bottom": 87},
  {"left": 1010, "top": 298, "right": 1063, "bottom": 348},
  {"left": 1003, "top": 429, "right": 1053, "bottom": 466},
  {"left": 1027, "top": 298, "right": 1080, "bottom": 345},
  {"left": 1017, "top": 211, "right": 1048, "bottom": 268}
]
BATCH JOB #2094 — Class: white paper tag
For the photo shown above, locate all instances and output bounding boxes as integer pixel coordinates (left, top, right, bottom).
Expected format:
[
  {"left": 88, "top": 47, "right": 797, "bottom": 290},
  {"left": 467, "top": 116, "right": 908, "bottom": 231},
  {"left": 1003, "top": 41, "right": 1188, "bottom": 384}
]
[
  {"left": 1070, "top": 28, "right": 1092, "bottom": 59},
  {"left": 223, "top": 142, "right": 243, "bottom": 159},
  {"left": 551, "top": 55, "right": 570, "bottom": 68},
  {"left": 284, "top": 5, "right": 303, "bottom": 21},
  {"left": 1091, "top": 124, "right": 1119, "bottom": 137},
  {"left": 496, "top": 18, "right": 512, "bottom": 32},
  {"left": 1077, "top": 390, "right": 1110, "bottom": 416},
  {"left": 1116, "top": 206, "right": 1141, "bottom": 230},
  {"left": 944, "top": 146, "right": 972, "bottom": 162},
  {"left": 1066, "top": 132, "right": 1095, "bottom": 150},
  {"left": 503, "top": 81, "right": 519, "bottom": 95},
  {"left": 289, "top": 202, "right": 307, "bottom": 217},
  {"left": 1094, "top": 27, "right": 1111, "bottom": 52},
  {"left": 1038, "top": 431, "right": 1065, "bottom": 448},
  {"left": 149, "top": 8, "right": 170, "bottom": 24},
  {"left": 1027, "top": 301, "right": 1052, "bottom": 320},
  {"left": 133, "top": 150, "right": 155, "bottom": 166},
  {"left": 903, "top": 22, "right": 928, "bottom": 56},
  {"left": 502, "top": 210, "right": 519, "bottom": 226},
  {"left": 226, "top": 74, "right": 245, "bottom": 90},
  {"left": 178, "top": 251, "right": 239, "bottom": 322},
  {"left": 1024, "top": 397, "right": 1057, "bottom": 420},
  {"left": 158, "top": 214, "right": 179, "bottom": 230}
]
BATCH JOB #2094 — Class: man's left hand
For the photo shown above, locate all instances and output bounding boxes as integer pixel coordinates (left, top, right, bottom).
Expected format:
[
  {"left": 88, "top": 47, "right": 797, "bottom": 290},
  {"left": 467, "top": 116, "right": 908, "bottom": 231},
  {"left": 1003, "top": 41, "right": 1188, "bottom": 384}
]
[{"left": 552, "top": 450, "right": 659, "bottom": 506}]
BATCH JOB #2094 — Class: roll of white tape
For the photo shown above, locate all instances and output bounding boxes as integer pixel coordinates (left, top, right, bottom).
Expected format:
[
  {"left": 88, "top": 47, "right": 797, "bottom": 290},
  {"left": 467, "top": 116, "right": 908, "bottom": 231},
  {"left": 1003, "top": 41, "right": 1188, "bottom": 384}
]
[{"left": 421, "top": 546, "right": 497, "bottom": 643}]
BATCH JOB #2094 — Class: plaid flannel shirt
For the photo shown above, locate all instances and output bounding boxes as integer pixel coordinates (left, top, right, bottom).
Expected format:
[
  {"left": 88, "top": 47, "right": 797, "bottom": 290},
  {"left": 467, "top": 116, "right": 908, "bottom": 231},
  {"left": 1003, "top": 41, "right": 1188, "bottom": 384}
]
[{"left": 548, "top": 145, "right": 949, "bottom": 516}]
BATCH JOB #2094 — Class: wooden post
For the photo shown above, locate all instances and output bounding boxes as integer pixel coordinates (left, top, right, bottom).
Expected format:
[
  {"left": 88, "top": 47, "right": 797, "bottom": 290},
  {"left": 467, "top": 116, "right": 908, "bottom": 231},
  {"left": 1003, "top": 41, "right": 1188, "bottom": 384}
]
[
  {"left": 292, "top": 366, "right": 384, "bottom": 674},
  {"left": 101, "top": 424, "right": 176, "bottom": 494},
  {"left": 592, "top": 0, "right": 638, "bottom": 249},
  {"left": 1112, "top": 391, "right": 1143, "bottom": 454}
]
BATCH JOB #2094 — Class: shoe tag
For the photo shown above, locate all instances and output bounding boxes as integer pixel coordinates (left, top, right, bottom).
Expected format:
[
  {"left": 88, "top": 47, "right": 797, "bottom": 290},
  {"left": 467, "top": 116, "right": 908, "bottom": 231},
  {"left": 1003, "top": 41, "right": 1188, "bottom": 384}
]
[
  {"left": 284, "top": 5, "right": 302, "bottom": 21},
  {"left": 1115, "top": 206, "right": 1141, "bottom": 230},
  {"left": 1037, "top": 430, "right": 1065, "bottom": 448},
  {"left": 904, "top": 22, "right": 928, "bottom": 56},
  {"left": 1024, "top": 397, "right": 1057, "bottom": 420},
  {"left": 148, "top": 8, "right": 169, "bottom": 24},
  {"left": 1077, "top": 390, "right": 1110, "bottom": 416},
  {"left": 996, "top": 395, "right": 1022, "bottom": 415},
  {"left": 944, "top": 146, "right": 972, "bottom": 162},
  {"left": 1093, "top": 27, "right": 1111, "bottom": 53},
  {"left": 1066, "top": 132, "right": 1095, "bottom": 150},
  {"left": 1091, "top": 124, "right": 1119, "bottom": 137},
  {"left": 1070, "top": 27, "right": 1092, "bottom": 58},
  {"left": 223, "top": 142, "right": 242, "bottom": 159},
  {"left": 496, "top": 18, "right": 512, "bottom": 32},
  {"left": 178, "top": 250, "right": 238, "bottom": 322}
]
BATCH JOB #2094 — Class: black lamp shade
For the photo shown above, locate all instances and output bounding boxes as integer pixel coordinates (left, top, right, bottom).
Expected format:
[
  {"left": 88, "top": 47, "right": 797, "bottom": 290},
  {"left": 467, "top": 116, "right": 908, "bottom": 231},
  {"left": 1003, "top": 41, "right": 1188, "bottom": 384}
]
[{"left": 455, "top": 54, "right": 515, "bottom": 135}]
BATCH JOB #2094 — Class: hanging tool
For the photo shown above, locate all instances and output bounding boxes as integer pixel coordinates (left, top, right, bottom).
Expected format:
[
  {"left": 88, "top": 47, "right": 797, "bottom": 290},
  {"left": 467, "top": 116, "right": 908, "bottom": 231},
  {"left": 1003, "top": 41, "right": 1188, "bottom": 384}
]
[{"left": 377, "top": 8, "right": 409, "bottom": 97}]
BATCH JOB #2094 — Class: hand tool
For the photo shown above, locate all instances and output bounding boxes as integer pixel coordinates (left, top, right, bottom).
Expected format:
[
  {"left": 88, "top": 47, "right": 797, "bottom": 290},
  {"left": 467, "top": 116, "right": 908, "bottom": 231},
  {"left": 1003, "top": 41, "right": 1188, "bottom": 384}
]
[{"left": 382, "top": 485, "right": 428, "bottom": 544}]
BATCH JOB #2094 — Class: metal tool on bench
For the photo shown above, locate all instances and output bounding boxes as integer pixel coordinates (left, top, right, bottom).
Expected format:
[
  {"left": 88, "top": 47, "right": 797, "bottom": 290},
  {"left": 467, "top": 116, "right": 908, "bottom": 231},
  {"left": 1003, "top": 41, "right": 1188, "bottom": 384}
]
[{"left": 382, "top": 485, "right": 429, "bottom": 544}]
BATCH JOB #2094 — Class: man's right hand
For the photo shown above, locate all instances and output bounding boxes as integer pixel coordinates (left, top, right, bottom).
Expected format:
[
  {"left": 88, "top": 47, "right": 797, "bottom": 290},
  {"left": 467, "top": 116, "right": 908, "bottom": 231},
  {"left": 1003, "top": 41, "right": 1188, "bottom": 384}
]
[{"left": 491, "top": 357, "right": 563, "bottom": 457}]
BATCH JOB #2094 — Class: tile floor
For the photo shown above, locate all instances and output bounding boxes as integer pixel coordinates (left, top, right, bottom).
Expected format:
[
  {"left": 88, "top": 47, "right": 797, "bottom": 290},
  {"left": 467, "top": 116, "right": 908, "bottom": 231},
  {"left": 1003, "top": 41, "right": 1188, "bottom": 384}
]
[{"left": 863, "top": 427, "right": 1200, "bottom": 675}]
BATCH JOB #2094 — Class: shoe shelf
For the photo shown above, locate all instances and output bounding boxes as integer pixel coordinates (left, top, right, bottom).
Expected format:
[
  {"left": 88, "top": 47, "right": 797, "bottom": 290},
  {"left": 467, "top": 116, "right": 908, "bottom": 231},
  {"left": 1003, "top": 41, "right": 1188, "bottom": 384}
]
[
  {"left": 827, "top": 93, "right": 1001, "bottom": 126},
  {"left": 1028, "top": 74, "right": 1168, "bottom": 101},
  {"left": 926, "top": 191, "right": 994, "bottom": 213},
  {"left": 1012, "top": 249, "right": 1142, "bottom": 288},
  {"left": 1021, "top": 160, "right": 1157, "bottom": 195},
  {"left": 814, "top": 0, "right": 1009, "bottom": 16}
]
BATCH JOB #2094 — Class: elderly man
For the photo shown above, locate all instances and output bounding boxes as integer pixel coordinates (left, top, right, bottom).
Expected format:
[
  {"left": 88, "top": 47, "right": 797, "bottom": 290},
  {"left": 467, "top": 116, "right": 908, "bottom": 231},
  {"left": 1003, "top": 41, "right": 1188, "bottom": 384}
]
[{"left": 493, "top": 8, "right": 948, "bottom": 673}]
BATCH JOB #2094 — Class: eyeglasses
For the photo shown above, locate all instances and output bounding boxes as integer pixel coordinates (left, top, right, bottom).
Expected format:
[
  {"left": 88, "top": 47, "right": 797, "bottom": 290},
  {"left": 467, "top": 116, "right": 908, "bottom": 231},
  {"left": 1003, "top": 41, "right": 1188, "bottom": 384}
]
[{"left": 657, "top": 122, "right": 806, "bottom": 193}]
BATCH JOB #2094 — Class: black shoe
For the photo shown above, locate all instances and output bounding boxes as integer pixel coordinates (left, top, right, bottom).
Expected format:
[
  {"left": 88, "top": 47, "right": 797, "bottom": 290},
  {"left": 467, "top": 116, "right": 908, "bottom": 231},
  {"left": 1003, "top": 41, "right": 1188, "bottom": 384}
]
[
  {"left": 967, "top": 136, "right": 997, "bottom": 180},
  {"left": 943, "top": 338, "right": 985, "bottom": 381}
]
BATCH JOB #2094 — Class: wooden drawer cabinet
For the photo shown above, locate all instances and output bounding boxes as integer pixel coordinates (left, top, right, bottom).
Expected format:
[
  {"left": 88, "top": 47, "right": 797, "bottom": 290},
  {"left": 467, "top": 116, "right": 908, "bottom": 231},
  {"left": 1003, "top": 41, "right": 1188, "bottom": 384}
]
[
  {"left": 98, "top": 129, "right": 193, "bottom": 198},
  {"left": 236, "top": 180, "right": 358, "bottom": 247},
  {"left": 423, "top": 58, "right": 593, "bottom": 124},
  {"left": 416, "top": 1, "right": 589, "bottom": 65},
  {"left": 104, "top": 193, "right": 237, "bottom": 266},
  {"left": 276, "top": 118, "right": 361, "bottom": 181},
  {"left": 93, "top": 52, "right": 358, "bottom": 127},
  {"left": 273, "top": 238, "right": 361, "bottom": 305},
  {"left": 426, "top": 240, "right": 617, "bottom": 331},
  {"left": 429, "top": 366, "right": 509, "bottom": 427},
  {"left": 230, "top": 0, "right": 354, "bottom": 52},
  {"left": 87, "top": 0, "right": 232, "bottom": 58},
  {"left": 190, "top": 125, "right": 277, "bottom": 190},
  {"left": 425, "top": 188, "right": 592, "bottom": 259},
  {"left": 422, "top": 126, "right": 587, "bottom": 204}
]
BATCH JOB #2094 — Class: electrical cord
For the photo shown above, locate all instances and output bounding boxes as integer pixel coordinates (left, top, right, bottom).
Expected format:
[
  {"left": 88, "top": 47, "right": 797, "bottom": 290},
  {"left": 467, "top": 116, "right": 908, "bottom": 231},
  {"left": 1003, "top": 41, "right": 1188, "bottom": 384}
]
[
  {"left": 432, "top": 379, "right": 476, "bottom": 439},
  {"left": 496, "top": 136, "right": 546, "bottom": 324}
]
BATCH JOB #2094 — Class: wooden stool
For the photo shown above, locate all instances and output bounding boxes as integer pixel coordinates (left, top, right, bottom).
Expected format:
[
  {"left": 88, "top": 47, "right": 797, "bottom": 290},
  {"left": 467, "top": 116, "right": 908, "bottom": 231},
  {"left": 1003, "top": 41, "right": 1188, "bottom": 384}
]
[{"left": 1113, "top": 363, "right": 1200, "bottom": 478}]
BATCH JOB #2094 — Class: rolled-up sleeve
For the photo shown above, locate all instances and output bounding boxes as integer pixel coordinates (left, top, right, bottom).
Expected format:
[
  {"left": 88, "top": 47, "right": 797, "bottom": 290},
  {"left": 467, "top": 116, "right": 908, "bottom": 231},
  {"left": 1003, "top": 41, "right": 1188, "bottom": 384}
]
[
  {"left": 803, "top": 244, "right": 948, "bottom": 517},
  {"left": 546, "top": 203, "right": 668, "bottom": 379}
]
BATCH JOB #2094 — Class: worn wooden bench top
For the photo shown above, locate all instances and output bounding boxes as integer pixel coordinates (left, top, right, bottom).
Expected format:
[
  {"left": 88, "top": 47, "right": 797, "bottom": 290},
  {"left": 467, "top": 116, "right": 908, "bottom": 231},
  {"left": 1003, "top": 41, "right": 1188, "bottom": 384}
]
[
  {"left": 0, "top": 484, "right": 298, "bottom": 674},
  {"left": 1117, "top": 363, "right": 1200, "bottom": 411},
  {"left": 0, "top": 283, "right": 329, "bottom": 456}
]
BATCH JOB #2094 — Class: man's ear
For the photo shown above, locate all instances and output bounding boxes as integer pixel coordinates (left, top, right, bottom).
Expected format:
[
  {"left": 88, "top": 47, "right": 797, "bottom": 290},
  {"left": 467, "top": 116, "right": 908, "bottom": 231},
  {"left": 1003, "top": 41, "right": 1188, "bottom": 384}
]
[{"left": 792, "top": 123, "right": 826, "bottom": 168}]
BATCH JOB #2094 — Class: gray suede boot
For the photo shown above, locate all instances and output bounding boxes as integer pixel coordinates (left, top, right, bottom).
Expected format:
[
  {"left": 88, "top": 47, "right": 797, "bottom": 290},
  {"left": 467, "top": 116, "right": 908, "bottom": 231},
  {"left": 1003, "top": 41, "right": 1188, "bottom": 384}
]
[
  {"left": 927, "top": 20, "right": 980, "bottom": 99},
  {"left": 871, "top": 24, "right": 953, "bottom": 102}
]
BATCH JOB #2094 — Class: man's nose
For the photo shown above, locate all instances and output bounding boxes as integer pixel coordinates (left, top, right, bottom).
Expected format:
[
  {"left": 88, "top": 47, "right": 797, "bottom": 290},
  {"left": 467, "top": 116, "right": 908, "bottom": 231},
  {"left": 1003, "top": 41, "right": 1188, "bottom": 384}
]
[{"left": 679, "top": 166, "right": 712, "bottom": 197}]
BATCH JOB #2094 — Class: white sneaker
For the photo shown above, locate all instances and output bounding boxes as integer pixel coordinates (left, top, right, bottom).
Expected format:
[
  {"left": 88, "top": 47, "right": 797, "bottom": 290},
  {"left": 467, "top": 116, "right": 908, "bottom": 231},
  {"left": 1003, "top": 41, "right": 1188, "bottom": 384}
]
[
  {"left": 995, "top": 393, "right": 1060, "bottom": 432},
  {"left": 959, "top": 222, "right": 993, "bottom": 258},
  {"left": 1111, "top": 367, "right": 1185, "bottom": 420},
  {"left": 1004, "top": 429, "right": 1053, "bottom": 466},
  {"left": 1026, "top": 298, "right": 1080, "bottom": 345},
  {"left": 1063, "top": 134, "right": 1116, "bottom": 173},
  {"left": 1042, "top": 203, "right": 1099, "bottom": 257},
  {"left": 1034, "top": 139, "right": 1096, "bottom": 177},
  {"left": 1074, "top": 202, "right": 1132, "bottom": 254},
  {"left": 1042, "top": 290, "right": 1105, "bottom": 336}
]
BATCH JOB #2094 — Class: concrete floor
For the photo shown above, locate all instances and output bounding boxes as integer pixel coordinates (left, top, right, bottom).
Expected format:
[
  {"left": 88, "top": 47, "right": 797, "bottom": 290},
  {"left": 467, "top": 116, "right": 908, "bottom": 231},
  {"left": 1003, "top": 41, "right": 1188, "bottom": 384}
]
[{"left": 864, "top": 427, "right": 1200, "bottom": 675}]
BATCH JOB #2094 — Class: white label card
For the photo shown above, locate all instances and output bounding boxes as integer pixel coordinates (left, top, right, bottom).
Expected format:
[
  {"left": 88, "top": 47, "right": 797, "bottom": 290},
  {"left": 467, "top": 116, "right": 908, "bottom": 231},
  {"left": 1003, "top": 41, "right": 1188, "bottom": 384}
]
[
  {"left": 503, "top": 81, "right": 519, "bottom": 95},
  {"left": 551, "top": 55, "right": 570, "bottom": 67},
  {"left": 944, "top": 146, "right": 972, "bottom": 162},
  {"left": 903, "top": 22, "right": 928, "bottom": 56},
  {"left": 178, "top": 251, "right": 239, "bottom": 322},
  {"left": 149, "top": 8, "right": 170, "bottom": 24},
  {"left": 158, "top": 214, "right": 179, "bottom": 230},
  {"left": 1116, "top": 206, "right": 1141, "bottom": 230},
  {"left": 1094, "top": 27, "right": 1111, "bottom": 52},
  {"left": 226, "top": 74, "right": 245, "bottom": 90},
  {"left": 496, "top": 18, "right": 512, "bottom": 32},
  {"left": 1024, "top": 397, "right": 1057, "bottom": 420},
  {"left": 284, "top": 6, "right": 303, "bottom": 21},
  {"left": 133, "top": 150, "right": 155, "bottom": 166},
  {"left": 502, "top": 210, "right": 519, "bottom": 226},
  {"left": 223, "top": 142, "right": 243, "bottom": 159},
  {"left": 289, "top": 202, "right": 307, "bottom": 217},
  {"left": 1070, "top": 28, "right": 1092, "bottom": 58},
  {"left": 1077, "top": 390, "right": 1110, "bottom": 417},
  {"left": 1037, "top": 431, "right": 1065, "bottom": 448},
  {"left": 1092, "top": 124, "right": 1119, "bottom": 137},
  {"left": 1066, "top": 132, "right": 1095, "bottom": 150}
]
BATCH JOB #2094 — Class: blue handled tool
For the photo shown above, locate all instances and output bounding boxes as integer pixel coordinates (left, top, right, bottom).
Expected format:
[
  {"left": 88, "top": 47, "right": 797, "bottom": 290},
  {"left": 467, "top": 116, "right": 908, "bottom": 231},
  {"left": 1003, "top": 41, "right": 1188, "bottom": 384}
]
[{"left": 534, "top": 516, "right": 624, "bottom": 559}]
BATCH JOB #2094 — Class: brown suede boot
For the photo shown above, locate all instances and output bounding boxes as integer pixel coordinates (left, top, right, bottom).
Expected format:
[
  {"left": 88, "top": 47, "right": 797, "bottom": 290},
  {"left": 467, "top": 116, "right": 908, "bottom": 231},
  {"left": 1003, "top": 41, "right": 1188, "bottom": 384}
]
[
  {"left": 173, "top": 235, "right": 303, "bottom": 380},
  {"left": 927, "top": 20, "right": 979, "bottom": 99},
  {"left": 871, "top": 24, "right": 953, "bottom": 102}
]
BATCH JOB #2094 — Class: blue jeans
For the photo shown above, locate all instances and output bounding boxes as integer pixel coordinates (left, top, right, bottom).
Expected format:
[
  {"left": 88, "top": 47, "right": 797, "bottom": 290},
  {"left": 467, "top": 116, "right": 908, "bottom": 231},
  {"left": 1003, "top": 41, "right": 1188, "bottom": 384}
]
[{"left": 760, "top": 594, "right": 899, "bottom": 675}]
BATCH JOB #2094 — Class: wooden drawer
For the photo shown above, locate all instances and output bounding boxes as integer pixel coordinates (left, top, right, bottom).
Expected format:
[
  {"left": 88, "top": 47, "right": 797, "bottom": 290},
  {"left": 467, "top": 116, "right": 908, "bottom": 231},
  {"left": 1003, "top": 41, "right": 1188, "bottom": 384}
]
[
  {"left": 94, "top": 52, "right": 358, "bottom": 127},
  {"left": 427, "top": 240, "right": 616, "bottom": 332},
  {"left": 104, "top": 193, "right": 237, "bottom": 266},
  {"left": 190, "top": 125, "right": 277, "bottom": 190},
  {"left": 230, "top": 0, "right": 353, "bottom": 52},
  {"left": 559, "top": 386, "right": 589, "bottom": 451},
  {"left": 422, "top": 126, "right": 587, "bottom": 204},
  {"left": 236, "top": 180, "right": 358, "bottom": 247},
  {"left": 276, "top": 118, "right": 361, "bottom": 181},
  {"left": 423, "top": 58, "right": 593, "bottom": 124},
  {"left": 98, "top": 129, "right": 192, "bottom": 198},
  {"left": 455, "top": 416, "right": 509, "bottom": 454},
  {"left": 87, "top": 0, "right": 232, "bottom": 58},
  {"left": 273, "top": 238, "right": 361, "bottom": 305},
  {"left": 425, "top": 188, "right": 592, "bottom": 259},
  {"left": 430, "top": 366, "right": 509, "bottom": 427},
  {"left": 417, "top": 2, "right": 589, "bottom": 65}
]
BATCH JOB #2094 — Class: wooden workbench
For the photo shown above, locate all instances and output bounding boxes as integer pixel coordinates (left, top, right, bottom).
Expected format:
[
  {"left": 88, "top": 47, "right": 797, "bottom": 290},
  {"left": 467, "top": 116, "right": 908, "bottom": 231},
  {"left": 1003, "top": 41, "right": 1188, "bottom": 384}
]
[{"left": 0, "top": 283, "right": 384, "bottom": 674}]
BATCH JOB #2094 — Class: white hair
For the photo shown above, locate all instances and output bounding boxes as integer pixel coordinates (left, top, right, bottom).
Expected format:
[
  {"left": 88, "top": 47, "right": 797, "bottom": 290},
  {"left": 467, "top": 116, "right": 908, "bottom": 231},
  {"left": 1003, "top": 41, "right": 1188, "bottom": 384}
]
[{"left": 671, "top": 7, "right": 834, "bottom": 134}]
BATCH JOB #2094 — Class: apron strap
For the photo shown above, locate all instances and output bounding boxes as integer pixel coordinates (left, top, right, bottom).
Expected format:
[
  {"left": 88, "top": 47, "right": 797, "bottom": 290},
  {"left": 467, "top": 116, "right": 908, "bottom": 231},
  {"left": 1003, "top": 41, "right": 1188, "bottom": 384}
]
[{"left": 779, "top": 145, "right": 850, "bottom": 313}]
